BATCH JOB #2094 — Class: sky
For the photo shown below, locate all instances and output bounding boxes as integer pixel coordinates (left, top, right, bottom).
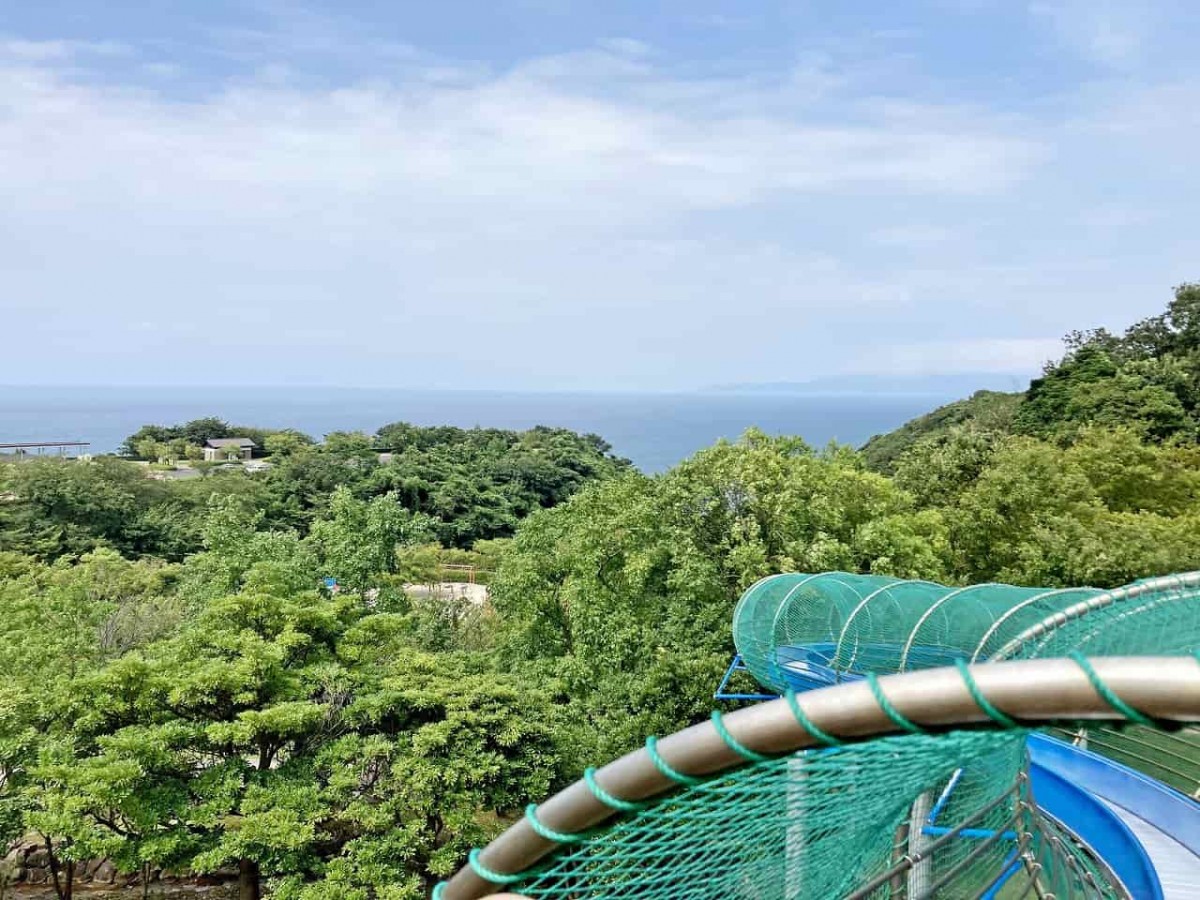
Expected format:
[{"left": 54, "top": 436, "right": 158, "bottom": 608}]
[{"left": 2, "top": 1, "right": 1199, "bottom": 391}]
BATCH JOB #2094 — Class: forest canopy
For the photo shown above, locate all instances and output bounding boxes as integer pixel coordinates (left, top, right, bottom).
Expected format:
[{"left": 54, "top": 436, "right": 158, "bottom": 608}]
[
  {"left": 863, "top": 282, "right": 1200, "bottom": 470},
  {"left": 1, "top": 284, "right": 1198, "bottom": 897},
  {"left": 1, "top": 423, "right": 630, "bottom": 561}
]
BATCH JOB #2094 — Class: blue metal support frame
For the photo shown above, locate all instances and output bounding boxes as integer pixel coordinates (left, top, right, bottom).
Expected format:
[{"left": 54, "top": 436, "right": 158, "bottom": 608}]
[
  {"left": 922, "top": 826, "right": 1018, "bottom": 840},
  {"left": 922, "top": 768, "right": 1017, "bottom": 840},
  {"left": 979, "top": 850, "right": 1023, "bottom": 900},
  {"left": 926, "top": 768, "right": 964, "bottom": 826},
  {"left": 714, "top": 654, "right": 779, "bottom": 701}
]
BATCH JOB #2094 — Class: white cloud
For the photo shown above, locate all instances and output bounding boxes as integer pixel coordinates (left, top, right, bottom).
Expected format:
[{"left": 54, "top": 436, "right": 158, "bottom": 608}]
[
  {"left": 1029, "top": 1, "right": 1150, "bottom": 68},
  {"left": 869, "top": 225, "right": 958, "bottom": 248},
  {"left": 596, "top": 38, "right": 652, "bottom": 57},
  {"left": 0, "top": 39, "right": 1042, "bottom": 220},
  {"left": 0, "top": 20, "right": 1195, "bottom": 390},
  {"left": 0, "top": 38, "right": 130, "bottom": 61}
]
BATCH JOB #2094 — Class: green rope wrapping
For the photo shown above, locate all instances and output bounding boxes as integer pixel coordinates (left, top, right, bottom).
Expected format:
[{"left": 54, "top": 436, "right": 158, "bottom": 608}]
[
  {"left": 955, "top": 659, "right": 1019, "bottom": 728},
  {"left": 865, "top": 672, "right": 925, "bottom": 734},
  {"left": 1069, "top": 651, "right": 1156, "bottom": 727},
  {"left": 784, "top": 688, "right": 844, "bottom": 746},
  {"left": 583, "top": 767, "right": 651, "bottom": 812},
  {"left": 438, "top": 649, "right": 1187, "bottom": 899},
  {"left": 468, "top": 848, "right": 526, "bottom": 885},
  {"left": 710, "top": 709, "right": 773, "bottom": 762},
  {"left": 645, "top": 736, "right": 707, "bottom": 786},
  {"left": 525, "top": 804, "right": 593, "bottom": 844}
]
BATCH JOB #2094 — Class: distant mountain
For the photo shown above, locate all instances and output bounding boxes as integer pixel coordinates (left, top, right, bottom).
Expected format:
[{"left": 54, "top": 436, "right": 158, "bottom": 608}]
[{"left": 707, "top": 372, "right": 1030, "bottom": 397}]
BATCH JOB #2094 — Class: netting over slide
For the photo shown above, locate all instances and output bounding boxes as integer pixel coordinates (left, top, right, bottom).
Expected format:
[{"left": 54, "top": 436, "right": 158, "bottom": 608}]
[
  {"left": 439, "top": 656, "right": 1200, "bottom": 900},
  {"left": 495, "top": 730, "right": 1120, "bottom": 899},
  {"left": 732, "top": 571, "right": 1200, "bottom": 693},
  {"left": 437, "top": 573, "right": 1200, "bottom": 900}
]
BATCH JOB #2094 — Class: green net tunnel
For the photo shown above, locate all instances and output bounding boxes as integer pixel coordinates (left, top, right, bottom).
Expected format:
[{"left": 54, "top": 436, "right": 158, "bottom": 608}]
[
  {"left": 438, "top": 573, "right": 1200, "bottom": 900},
  {"left": 731, "top": 572, "right": 1200, "bottom": 694}
]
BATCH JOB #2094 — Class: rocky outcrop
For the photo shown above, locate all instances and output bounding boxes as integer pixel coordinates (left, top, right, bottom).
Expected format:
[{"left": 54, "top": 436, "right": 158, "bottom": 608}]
[{"left": 1, "top": 839, "right": 237, "bottom": 897}]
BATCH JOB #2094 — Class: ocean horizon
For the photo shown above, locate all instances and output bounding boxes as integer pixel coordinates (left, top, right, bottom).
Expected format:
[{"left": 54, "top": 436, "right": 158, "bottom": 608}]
[{"left": 0, "top": 385, "right": 951, "bottom": 473}]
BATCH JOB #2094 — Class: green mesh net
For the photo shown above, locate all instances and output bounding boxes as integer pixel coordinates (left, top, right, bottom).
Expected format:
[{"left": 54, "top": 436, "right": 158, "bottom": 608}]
[
  {"left": 492, "top": 730, "right": 1121, "bottom": 899},
  {"left": 449, "top": 573, "right": 1200, "bottom": 900},
  {"left": 1050, "top": 725, "right": 1200, "bottom": 798},
  {"left": 999, "top": 572, "right": 1200, "bottom": 661},
  {"left": 732, "top": 572, "right": 1200, "bottom": 693}
]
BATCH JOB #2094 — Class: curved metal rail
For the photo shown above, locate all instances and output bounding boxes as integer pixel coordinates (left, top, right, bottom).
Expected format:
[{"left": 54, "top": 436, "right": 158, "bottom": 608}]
[
  {"left": 439, "top": 656, "right": 1200, "bottom": 900},
  {"left": 991, "top": 572, "right": 1200, "bottom": 662}
]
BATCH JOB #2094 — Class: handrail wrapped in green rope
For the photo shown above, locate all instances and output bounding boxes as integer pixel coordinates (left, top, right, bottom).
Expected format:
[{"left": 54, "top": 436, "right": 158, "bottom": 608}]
[{"left": 436, "top": 655, "right": 1200, "bottom": 900}]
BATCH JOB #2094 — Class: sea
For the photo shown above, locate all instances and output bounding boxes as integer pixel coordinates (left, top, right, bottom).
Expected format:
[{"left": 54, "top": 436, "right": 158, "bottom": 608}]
[{"left": 0, "top": 386, "right": 946, "bottom": 474}]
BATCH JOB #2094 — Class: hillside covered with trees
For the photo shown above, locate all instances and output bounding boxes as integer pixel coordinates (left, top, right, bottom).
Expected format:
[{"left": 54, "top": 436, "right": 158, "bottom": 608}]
[
  {"left": 1, "top": 423, "right": 630, "bottom": 562},
  {"left": 1, "top": 285, "right": 1198, "bottom": 897},
  {"left": 863, "top": 282, "right": 1200, "bottom": 470}
]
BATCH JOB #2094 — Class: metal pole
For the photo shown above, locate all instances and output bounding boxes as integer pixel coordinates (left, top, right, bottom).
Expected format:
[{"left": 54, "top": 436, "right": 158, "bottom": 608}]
[
  {"left": 843, "top": 784, "right": 1019, "bottom": 900},
  {"left": 906, "top": 790, "right": 934, "bottom": 897},
  {"left": 440, "top": 656, "right": 1200, "bottom": 900}
]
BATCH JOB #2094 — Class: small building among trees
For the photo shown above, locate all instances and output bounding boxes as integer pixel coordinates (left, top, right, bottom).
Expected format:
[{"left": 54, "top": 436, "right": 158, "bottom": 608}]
[{"left": 203, "top": 437, "right": 256, "bottom": 461}]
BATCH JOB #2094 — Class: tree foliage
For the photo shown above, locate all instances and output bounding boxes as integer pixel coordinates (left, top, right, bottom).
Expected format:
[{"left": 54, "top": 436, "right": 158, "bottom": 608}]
[
  {"left": 491, "top": 431, "right": 953, "bottom": 760},
  {"left": 3, "top": 283, "right": 1200, "bottom": 896},
  {"left": 862, "top": 390, "right": 1022, "bottom": 474},
  {"left": 863, "top": 283, "right": 1200, "bottom": 468}
]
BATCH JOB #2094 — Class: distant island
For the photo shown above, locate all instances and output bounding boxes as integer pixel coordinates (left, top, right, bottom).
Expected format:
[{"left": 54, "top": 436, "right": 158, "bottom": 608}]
[{"left": 708, "top": 371, "right": 1030, "bottom": 396}]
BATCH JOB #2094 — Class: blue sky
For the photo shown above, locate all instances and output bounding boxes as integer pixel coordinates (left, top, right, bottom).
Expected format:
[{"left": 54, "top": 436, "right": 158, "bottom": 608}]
[{"left": 3, "top": 1, "right": 1198, "bottom": 390}]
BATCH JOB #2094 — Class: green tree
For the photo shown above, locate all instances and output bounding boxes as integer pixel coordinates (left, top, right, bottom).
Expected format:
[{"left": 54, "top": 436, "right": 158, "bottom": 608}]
[
  {"left": 1016, "top": 283, "right": 1200, "bottom": 441},
  {"left": 0, "top": 550, "right": 179, "bottom": 896},
  {"left": 367, "top": 423, "right": 631, "bottom": 547},
  {"left": 32, "top": 589, "right": 562, "bottom": 899},
  {"left": 121, "top": 418, "right": 232, "bottom": 457},
  {"left": 892, "top": 426, "right": 1006, "bottom": 508},
  {"left": 491, "top": 431, "right": 942, "bottom": 760},
  {"left": 276, "top": 653, "right": 563, "bottom": 900},
  {"left": 177, "top": 497, "right": 318, "bottom": 605},
  {"left": 0, "top": 458, "right": 162, "bottom": 558},
  {"left": 263, "top": 430, "right": 315, "bottom": 458},
  {"left": 307, "top": 488, "right": 435, "bottom": 593},
  {"left": 862, "top": 391, "right": 1022, "bottom": 473},
  {"left": 923, "top": 431, "right": 1200, "bottom": 586},
  {"left": 40, "top": 587, "right": 358, "bottom": 899}
]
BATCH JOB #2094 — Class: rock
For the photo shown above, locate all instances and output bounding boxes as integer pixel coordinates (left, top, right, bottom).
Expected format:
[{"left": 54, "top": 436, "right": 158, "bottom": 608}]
[{"left": 94, "top": 858, "right": 117, "bottom": 882}]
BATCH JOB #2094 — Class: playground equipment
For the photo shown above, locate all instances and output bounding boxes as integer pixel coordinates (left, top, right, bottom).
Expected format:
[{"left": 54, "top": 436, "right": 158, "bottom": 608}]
[
  {"left": 436, "top": 573, "right": 1200, "bottom": 899},
  {"left": 729, "top": 572, "right": 1200, "bottom": 693}
]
